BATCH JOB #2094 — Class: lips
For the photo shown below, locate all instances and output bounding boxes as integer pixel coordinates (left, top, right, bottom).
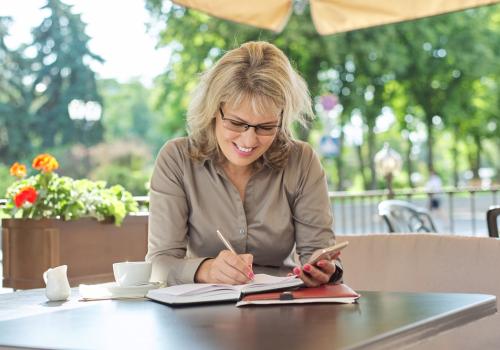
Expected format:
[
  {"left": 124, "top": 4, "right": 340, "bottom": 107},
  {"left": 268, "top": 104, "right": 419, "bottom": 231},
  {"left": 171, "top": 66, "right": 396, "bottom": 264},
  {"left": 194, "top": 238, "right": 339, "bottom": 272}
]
[{"left": 232, "top": 142, "right": 255, "bottom": 157}]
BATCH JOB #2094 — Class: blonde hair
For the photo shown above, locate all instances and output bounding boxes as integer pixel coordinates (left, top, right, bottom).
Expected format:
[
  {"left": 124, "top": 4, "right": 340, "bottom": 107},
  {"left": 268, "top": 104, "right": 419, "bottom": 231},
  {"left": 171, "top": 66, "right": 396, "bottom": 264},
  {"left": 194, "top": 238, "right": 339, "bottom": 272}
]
[{"left": 187, "top": 41, "right": 313, "bottom": 169}]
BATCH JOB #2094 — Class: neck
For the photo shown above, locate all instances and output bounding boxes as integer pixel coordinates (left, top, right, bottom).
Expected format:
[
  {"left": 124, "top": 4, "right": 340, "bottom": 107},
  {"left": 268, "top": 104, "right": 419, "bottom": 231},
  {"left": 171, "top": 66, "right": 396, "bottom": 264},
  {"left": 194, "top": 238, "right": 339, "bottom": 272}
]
[{"left": 223, "top": 163, "right": 252, "bottom": 178}]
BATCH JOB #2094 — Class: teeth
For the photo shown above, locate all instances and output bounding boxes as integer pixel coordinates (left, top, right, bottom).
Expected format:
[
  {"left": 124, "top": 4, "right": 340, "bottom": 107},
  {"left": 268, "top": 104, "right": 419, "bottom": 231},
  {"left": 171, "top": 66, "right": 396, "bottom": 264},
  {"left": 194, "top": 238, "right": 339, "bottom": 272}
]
[{"left": 236, "top": 145, "right": 253, "bottom": 153}]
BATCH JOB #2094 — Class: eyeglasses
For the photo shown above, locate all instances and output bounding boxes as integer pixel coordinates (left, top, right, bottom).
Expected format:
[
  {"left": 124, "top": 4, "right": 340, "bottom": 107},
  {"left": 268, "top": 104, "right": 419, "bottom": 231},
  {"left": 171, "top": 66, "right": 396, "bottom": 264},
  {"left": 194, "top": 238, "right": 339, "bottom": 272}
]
[{"left": 219, "top": 107, "right": 281, "bottom": 136}]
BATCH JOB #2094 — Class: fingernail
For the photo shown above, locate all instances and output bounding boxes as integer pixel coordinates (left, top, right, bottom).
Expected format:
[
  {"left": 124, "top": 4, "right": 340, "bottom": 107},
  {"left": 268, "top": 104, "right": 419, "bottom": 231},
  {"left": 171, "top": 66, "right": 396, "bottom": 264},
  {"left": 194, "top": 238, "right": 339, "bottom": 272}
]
[
  {"left": 317, "top": 261, "right": 325, "bottom": 267},
  {"left": 248, "top": 272, "right": 255, "bottom": 279},
  {"left": 293, "top": 267, "right": 301, "bottom": 276},
  {"left": 303, "top": 264, "right": 312, "bottom": 272}
]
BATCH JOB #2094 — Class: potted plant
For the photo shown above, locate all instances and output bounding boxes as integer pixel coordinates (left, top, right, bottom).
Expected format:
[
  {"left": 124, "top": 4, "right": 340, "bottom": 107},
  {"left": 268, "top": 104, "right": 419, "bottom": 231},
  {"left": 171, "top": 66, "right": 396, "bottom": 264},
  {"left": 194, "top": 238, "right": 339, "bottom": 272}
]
[{"left": 1, "top": 154, "right": 149, "bottom": 289}]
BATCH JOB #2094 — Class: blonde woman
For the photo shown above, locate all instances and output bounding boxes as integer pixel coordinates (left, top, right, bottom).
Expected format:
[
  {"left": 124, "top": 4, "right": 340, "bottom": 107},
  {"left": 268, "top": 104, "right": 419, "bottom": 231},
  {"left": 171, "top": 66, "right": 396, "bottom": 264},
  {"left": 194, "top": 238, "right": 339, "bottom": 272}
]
[{"left": 147, "top": 41, "right": 343, "bottom": 287}]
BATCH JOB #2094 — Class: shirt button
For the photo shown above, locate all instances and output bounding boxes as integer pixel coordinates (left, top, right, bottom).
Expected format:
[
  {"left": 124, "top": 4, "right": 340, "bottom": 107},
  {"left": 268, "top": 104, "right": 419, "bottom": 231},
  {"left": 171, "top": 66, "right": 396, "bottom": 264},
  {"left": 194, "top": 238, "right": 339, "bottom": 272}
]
[{"left": 240, "top": 228, "right": 245, "bottom": 235}]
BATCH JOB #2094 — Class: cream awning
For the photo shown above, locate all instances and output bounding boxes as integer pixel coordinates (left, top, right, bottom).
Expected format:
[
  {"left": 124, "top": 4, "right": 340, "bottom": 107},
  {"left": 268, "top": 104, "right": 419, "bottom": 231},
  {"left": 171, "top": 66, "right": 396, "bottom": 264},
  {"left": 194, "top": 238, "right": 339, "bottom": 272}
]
[{"left": 172, "top": 0, "right": 499, "bottom": 35}]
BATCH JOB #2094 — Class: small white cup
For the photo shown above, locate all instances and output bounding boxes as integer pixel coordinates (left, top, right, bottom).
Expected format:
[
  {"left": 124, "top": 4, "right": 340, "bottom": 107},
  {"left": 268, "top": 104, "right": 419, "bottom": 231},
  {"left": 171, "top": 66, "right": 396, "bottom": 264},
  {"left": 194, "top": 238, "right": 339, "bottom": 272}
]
[{"left": 113, "top": 261, "right": 152, "bottom": 287}]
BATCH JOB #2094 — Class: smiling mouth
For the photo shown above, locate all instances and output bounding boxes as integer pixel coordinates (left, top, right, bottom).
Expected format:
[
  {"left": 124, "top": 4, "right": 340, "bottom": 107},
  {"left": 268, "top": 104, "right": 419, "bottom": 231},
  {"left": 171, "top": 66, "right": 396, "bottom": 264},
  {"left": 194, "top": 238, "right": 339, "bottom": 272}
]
[{"left": 233, "top": 143, "right": 255, "bottom": 154}]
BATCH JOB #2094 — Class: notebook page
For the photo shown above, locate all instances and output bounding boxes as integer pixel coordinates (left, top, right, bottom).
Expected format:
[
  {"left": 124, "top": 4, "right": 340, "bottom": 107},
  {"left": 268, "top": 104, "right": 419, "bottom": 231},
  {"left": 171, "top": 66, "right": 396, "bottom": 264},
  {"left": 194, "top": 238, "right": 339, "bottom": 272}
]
[{"left": 157, "top": 283, "right": 237, "bottom": 296}]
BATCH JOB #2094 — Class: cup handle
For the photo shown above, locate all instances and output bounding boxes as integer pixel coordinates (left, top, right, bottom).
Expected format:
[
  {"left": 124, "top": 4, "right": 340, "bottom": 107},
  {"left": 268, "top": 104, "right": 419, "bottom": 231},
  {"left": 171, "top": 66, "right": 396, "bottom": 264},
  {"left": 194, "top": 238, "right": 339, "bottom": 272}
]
[{"left": 43, "top": 270, "right": 49, "bottom": 284}]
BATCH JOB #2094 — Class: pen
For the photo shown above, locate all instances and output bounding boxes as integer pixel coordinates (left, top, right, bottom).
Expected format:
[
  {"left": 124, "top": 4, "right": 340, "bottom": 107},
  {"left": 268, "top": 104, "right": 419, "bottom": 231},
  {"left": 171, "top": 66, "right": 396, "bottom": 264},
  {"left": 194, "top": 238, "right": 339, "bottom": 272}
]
[
  {"left": 216, "top": 229, "right": 254, "bottom": 280},
  {"left": 216, "top": 229, "right": 237, "bottom": 254}
]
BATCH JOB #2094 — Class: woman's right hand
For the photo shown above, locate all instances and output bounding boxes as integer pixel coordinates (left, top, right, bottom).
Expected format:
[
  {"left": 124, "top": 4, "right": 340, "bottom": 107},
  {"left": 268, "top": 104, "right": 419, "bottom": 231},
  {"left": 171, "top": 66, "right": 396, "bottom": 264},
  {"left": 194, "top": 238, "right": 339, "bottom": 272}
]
[{"left": 195, "top": 250, "right": 254, "bottom": 284}]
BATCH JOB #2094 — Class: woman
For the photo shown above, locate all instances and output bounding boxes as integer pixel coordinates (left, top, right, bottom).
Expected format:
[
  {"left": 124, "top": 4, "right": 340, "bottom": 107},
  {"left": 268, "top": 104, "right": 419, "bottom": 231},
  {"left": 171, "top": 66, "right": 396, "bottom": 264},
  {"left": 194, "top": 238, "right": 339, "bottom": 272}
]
[{"left": 147, "top": 41, "right": 343, "bottom": 287}]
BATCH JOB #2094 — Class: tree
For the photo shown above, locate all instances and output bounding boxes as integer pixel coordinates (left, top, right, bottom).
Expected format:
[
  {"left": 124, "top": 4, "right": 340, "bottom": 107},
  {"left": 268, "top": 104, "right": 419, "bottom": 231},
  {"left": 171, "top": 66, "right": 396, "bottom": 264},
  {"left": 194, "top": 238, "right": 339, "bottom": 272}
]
[
  {"left": 29, "top": 0, "right": 104, "bottom": 149},
  {"left": 98, "top": 78, "right": 167, "bottom": 153},
  {"left": 0, "top": 16, "right": 35, "bottom": 163},
  {"left": 395, "top": 7, "right": 500, "bottom": 174},
  {"left": 145, "top": 1, "right": 500, "bottom": 190}
]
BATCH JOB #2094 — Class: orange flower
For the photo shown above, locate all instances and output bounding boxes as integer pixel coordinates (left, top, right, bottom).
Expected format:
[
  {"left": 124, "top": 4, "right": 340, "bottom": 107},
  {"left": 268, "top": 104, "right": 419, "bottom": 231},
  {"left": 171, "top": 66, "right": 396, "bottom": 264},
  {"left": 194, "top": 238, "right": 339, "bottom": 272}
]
[
  {"left": 10, "top": 162, "right": 27, "bottom": 178},
  {"left": 32, "top": 154, "right": 59, "bottom": 173},
  {"left": 13, "top": 186, "right": 38, "bottom": 208}
]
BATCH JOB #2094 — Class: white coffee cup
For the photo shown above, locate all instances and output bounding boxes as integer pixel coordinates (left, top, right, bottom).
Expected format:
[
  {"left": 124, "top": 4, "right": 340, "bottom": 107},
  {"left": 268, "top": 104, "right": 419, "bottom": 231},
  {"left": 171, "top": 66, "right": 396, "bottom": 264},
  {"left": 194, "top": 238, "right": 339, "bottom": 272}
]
[{"left": 113, "top": 261, "right": 152, "bottom": 287}]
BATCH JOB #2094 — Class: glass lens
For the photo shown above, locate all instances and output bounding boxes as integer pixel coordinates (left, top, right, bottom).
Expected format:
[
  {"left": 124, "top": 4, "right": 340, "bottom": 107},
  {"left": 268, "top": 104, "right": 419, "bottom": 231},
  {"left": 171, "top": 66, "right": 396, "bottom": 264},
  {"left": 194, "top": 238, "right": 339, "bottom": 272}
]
[
  {"left": 223, "top": 119, "right": 248, "bottom": 132},
  {"left": 255, "top": 126, "right": 278, "bottom": 136}
]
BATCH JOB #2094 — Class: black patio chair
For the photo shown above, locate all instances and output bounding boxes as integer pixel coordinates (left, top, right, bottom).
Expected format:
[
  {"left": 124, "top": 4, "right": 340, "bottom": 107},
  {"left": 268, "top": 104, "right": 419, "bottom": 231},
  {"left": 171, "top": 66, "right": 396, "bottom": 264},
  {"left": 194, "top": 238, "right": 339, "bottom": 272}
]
[
  {"left": 486, "top": 205, "right": 500, "bottom": 238},
  {"left": 378, "top": 200, "right": 438, "bottom": 233}
]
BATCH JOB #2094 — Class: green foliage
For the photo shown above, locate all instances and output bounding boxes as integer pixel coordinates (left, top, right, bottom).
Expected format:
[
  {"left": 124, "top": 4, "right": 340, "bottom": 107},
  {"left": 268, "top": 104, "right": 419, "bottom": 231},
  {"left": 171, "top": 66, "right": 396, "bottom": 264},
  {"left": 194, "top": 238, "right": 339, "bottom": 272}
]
[
  {"left": 2, "top": 161, "right": 138, "bottom": 226},
  {"left": 29, "top": 0, "right": 104, "bottom": 149},
  {"left": 145, "top": 2, "right": 500, "bottom": 189},
  {"left": 0, "top": 17, "right": 36, "bottom": 163},
  {"left": 98, "top": 79, "right": 167, "bottom": 154},
  {"left": 0, "top": 0, "right": 105, "bottom": 165},
  {"left": 0, "top": 164, "right": 11, "bottom": 197},
  {"left": 90, "top": 163, "right": 150, "bottom": 197}
]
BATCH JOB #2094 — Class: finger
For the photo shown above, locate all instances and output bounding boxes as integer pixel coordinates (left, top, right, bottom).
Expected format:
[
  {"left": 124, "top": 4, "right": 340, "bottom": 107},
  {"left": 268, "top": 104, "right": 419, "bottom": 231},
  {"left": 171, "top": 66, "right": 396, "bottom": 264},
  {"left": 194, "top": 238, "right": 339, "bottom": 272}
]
[
  {"left": 220, "top": 252, "right": 253, "bottom": 282},
  {"left": 217, "top": 267, "right": 249, "bottom": 285},
  {"left": 220, "top": 250, "right": 250, "bottom": 273},
  {"left": 212, "top": 258, "right": 250, "bottom": 285},
  {"left": 213, "top": 251, "right": 251, "bottom": 284},
  {"left": 239, "top": 254, "right": 254, "bottom": 275},
  {"left": 296, "top": 268, "right": 321, "bottom": 287},
  {"left": 315, "top": 259, "right": 336, "bottom": 275},
  {"left": 303, "top": 263, "right": 331, "bottom": 284}
]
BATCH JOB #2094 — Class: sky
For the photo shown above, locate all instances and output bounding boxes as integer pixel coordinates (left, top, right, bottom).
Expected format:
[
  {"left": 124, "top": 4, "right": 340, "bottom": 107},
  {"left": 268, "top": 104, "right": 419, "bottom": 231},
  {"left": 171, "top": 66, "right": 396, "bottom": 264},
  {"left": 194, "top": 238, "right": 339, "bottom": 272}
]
[{"left": 2, "top": 0, "right": 171, "bottom": 86}]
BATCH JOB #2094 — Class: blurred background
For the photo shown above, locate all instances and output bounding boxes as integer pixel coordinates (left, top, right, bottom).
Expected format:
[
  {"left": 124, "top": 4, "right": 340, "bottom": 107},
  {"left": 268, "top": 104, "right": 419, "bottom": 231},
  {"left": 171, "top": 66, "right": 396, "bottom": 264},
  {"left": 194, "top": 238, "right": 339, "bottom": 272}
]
[{"left": 1, "top": 0, "right": 499, "bottom": 234}]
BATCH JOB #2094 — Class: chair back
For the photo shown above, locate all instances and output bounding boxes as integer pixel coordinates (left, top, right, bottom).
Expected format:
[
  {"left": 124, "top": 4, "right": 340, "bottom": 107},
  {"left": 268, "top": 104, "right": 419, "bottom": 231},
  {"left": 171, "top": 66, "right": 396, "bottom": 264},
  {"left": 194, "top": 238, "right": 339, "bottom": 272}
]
[
  {"left": 487, "top": 205, "right": 500, "bottom": 238},
  {"left": 336, "top": 234, "right": 500, "bottom": 349},
  {"left": 378, "top": 199, "right": 438, "bottom": 233}
]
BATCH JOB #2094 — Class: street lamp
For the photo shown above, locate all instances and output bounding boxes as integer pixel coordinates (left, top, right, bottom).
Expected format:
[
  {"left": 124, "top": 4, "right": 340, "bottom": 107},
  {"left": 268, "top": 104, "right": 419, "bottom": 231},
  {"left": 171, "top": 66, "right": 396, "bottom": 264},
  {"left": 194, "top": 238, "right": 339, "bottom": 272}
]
[
  {"left": 68, "top": 99, "right": 102, "bottom": 122},
  {"left": 374, "top": 143, "right": 402, "bottom": 199}
]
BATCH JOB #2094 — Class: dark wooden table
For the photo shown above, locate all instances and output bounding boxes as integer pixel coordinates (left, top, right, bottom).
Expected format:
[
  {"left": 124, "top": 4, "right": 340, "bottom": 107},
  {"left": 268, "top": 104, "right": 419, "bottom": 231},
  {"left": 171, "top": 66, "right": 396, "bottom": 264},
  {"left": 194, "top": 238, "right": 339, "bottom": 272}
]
[{"left": 0, "top": 288, "right": 496, "bottom": 350}]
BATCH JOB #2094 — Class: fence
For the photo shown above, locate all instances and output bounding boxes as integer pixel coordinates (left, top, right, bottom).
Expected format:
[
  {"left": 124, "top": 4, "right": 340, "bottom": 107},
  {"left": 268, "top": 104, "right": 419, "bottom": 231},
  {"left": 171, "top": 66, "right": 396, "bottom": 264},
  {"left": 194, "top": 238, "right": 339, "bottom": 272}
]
[
  {"left": 331, "top": 186, "right": 499, "bottom": 236},
  {"left": 1, "top": 186, "right": 498, "bottom": 236}
]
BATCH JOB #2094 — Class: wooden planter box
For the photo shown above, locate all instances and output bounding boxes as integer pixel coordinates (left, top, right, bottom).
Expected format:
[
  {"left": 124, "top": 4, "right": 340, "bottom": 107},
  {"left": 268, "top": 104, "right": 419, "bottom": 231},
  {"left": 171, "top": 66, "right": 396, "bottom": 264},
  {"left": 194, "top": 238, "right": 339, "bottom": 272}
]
[{"left": 2, "top": 215, "right": 148, "bottom": 289}]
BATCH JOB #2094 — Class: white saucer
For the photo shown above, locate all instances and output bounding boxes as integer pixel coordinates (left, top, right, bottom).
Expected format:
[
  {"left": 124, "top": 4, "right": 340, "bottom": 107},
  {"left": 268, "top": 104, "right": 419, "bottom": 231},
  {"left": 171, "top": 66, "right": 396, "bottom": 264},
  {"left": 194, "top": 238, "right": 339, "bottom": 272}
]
[{"left": 79, "top": 282, "right": 162, "bottom": 300}]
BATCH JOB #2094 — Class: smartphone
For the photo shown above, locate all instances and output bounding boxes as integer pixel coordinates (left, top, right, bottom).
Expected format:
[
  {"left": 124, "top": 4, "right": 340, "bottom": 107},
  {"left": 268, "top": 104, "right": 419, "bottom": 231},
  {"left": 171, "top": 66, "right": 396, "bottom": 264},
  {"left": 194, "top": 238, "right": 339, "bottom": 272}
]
[{"left": 307, "top": 241, "right": 349, "bottom": 265}]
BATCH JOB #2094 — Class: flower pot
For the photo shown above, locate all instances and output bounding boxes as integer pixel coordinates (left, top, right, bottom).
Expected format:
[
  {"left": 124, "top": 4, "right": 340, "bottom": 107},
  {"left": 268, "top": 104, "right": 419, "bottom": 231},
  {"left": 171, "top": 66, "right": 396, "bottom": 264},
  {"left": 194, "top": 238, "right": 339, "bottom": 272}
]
[{"left": 2, "top": 215, "right": 148, "bottom": 289}]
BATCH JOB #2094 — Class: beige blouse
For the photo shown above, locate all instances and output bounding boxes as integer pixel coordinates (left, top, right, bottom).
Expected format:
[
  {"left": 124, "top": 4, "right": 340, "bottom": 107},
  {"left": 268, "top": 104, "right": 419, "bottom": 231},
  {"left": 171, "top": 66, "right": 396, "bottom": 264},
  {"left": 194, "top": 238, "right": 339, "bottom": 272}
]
[{"left": 146, "top": 137, "right": 342, "bottom": 285}]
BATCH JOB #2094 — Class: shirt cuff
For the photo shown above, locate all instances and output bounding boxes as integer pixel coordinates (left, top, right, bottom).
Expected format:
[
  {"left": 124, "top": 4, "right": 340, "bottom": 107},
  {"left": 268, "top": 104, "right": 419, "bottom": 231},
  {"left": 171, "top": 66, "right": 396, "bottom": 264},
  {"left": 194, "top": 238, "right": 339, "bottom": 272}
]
[
  {"left": 167, "top": 257, "right": 210, "bottom": 286},
  {"left": 329, "top": 259, "right": 344, "bottom": 284}
]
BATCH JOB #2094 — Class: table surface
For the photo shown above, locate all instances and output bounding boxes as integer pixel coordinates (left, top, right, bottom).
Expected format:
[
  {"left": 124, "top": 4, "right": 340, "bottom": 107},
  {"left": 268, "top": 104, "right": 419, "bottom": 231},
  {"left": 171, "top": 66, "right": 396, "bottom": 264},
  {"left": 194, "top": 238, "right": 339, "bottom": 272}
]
[{"left": 0, "top": 288, "right": 496, "bottom": 350}]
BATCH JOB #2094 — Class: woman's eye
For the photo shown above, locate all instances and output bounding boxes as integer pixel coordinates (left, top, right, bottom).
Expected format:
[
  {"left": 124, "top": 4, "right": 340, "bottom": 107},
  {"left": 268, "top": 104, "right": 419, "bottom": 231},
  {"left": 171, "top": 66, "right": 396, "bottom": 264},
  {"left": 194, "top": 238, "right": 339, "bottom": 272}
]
[
  {"left": 229, "top": 120, "right": 246, "bottom": 127},
  {"left": 259, "top": 126, "right": 275, "bottom": 131}
]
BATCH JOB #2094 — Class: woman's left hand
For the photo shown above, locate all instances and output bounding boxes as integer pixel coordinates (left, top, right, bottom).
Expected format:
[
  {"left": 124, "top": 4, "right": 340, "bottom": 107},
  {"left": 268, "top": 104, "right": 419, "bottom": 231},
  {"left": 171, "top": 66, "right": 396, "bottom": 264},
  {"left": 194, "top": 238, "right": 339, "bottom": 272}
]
[{"left": 290, "top": 252, "right": 340, "bottom": 287}]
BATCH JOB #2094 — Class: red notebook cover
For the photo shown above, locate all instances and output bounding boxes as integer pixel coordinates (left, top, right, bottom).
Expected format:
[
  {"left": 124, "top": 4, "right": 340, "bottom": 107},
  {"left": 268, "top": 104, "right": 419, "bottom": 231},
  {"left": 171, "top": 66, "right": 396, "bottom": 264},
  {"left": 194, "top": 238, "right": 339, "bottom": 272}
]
[{"left": 240, "top": 283, "right": 360, "bottom": 302}]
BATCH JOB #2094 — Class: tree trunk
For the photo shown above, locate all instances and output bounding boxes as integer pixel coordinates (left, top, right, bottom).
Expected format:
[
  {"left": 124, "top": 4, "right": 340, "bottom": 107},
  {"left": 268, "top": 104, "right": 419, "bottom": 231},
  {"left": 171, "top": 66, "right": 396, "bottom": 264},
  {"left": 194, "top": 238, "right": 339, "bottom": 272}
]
[
  {"left": 406, "top": 138, "right": 414, "bottom": 188},
  {"left": 367, "top": 123, "right": 377, "bottom": 190},
  {"left": 335, "top": 131, "right": 345, "bottom": 190},
  {"left": 452, "top": 128, "right": 459, "bottom": 187},
  {"left": 356, "top": 145, "right": 368, "bottom": 190},
  {"left": 473, "top": 133, "right": 481, "bottom": 179},
  {"left": 426, "top": 114, "right": 434, "bottom": 172}
]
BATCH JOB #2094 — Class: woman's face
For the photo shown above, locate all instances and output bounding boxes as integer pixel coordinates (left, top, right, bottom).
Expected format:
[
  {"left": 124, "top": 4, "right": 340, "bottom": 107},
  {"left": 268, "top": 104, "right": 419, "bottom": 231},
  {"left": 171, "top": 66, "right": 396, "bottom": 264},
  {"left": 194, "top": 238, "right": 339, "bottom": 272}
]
[{"left": 215, "top": 99, "right": 281, "bottom": 173}]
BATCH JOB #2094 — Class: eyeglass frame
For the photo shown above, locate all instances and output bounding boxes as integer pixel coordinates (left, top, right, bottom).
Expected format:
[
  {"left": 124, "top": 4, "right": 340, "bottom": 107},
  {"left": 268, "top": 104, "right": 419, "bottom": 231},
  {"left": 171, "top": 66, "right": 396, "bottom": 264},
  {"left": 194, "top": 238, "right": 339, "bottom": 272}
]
[{"left": 219, "top": 107, "right": 282, "bottom": 136}]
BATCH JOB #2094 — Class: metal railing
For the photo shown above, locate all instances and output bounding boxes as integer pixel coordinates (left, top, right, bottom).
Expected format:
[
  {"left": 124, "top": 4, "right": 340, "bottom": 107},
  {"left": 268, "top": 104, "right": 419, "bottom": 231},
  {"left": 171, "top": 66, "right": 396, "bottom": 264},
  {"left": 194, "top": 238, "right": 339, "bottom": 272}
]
[
  {"left": 330, "top": 186, "right": 499, "bottom": 236},
  {"left": 1, "top": 186, "right": 498, "bottom": 236}
]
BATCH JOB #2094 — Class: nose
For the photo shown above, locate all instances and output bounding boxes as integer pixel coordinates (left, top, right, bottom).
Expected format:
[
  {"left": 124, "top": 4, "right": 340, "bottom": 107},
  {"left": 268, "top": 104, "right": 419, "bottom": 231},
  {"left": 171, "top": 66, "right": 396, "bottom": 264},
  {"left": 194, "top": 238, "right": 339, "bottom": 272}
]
[{"left": 239, "top": 126, "right": 258, "bottom": 145}]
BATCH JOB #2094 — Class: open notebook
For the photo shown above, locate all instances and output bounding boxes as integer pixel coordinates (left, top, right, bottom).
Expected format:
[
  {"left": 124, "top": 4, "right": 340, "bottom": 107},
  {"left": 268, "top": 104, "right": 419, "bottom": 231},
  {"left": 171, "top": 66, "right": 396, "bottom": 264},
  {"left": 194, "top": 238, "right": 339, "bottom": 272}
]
[{"left": 146, "top": 274, "right": 303, "bottom": 305}]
